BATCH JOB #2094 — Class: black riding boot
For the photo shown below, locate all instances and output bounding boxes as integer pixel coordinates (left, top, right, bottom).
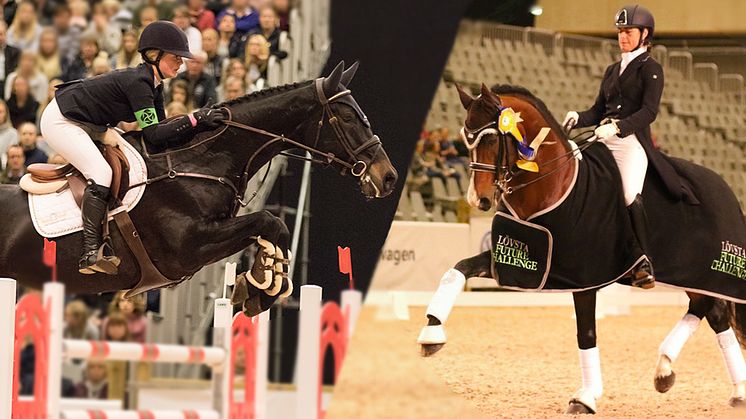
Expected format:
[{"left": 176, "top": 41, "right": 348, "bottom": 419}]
[
  {"left": 79, "top": 181, "right": 120, "bottom": 275},
  {"left": 628, "top": 194, "right": 655, "bottom": 289}
]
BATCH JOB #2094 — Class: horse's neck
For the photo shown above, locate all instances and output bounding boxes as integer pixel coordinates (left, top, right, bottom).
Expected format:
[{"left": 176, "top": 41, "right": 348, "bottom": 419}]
[{"left": 504, "top": 125, "right": 577, "bottom": 220}]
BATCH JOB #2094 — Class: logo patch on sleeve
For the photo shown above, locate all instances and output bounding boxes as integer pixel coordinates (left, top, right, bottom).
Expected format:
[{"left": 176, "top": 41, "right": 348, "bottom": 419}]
[{"left": 135, "top": 107, "right": 159, "bottom": 128}]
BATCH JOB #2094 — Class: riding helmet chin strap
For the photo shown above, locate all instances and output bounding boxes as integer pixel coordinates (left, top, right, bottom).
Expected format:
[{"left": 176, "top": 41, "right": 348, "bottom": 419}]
[{"left": 143, "top": 50, "right": 166, "bottom": 80}]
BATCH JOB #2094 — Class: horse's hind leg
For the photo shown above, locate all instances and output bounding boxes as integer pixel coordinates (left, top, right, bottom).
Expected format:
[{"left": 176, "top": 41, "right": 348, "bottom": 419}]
[
  {"left": 418, "top": 251, "right": 492, "bottom": 357},
  {"left": 567, "top": 290, "right": 602, "bottom": 415},
  {"left": 654, "top": 292, "right": 709, "bottom": 393},
  {"left": 705, "top": 299, "right": 746, "bottom": 406}
]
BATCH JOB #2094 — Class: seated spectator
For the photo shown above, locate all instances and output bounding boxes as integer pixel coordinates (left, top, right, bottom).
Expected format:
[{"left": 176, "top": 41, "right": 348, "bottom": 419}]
[
  {"left": 0, "top": 144, "right": 25, "bottom": 184},
  {"left": 5, "top": 50, "right": 49, "bottom": 105},
  {"left": 100, "top": 0, "right": 132, "bottom": 35},
  {"left": 37, "top": 28, "right": 65, "bottom": 81},
  {"left": 217, "top": 13, "right": 246, "bottom": 59},
  {"left": 62, "top": 34, "right": 104, "bottom": 82},
  {"left": 136, "top": 5, "right": 159, "bottom": 34},
  {"left": 172, "top": 5, "right": 202, "bottom": 57},
  {"left": 0, "top": 22, "right": 21, "bottom": 92},
  {"left": 188, "top": 0, "right": 216, "bottom": 32},
  {"left": 223, "top": 58, "right": 248, "bottom": 83},
  {"left": 166, "top": 79, "right": 194, "bottom": 111},
  {"left": 250, "top": 6, "right": 287, "bottom": 59},
  {"left": 18, "top": 122, "right": 47, "bottom": 165},
  {"left": 216, "top": 0, "right": 259, "bottom": 35},
  {"left": 7, "top": 76, "right": 39, "bottom": 127},
  {"left": 68, "top": 0, "right": 90, "bottom": 30},
  {"left": 81, "top": 4, "right": 121, "bottom": 57},
  {"left": 52, "top": 4, "right": 82, "bottom": 66},
  {"left": 202, "top": 28, "right": 226, "bottom": 84},
  {"left": 415, "top": 129, "right": 448, "bottom": 182},
  {"left": 73, "top": 360, "right": 109, "bottom": 399},
  {"left": 438, "top": 127, "right": 463, "bottom": 167},
  {"left": 0, "top": 99, "right": 18, "bottom": 168},
  {"left": 103, "top": 291, "right": 147, "bottom": 344},
  {"left": 7, "top": 1, "right": 42, "bottom": 51},
  {"left": 273, "top": 0, "right": 290, "bottom": 31},
  {"left": 63, "top": 300, "right": 100, "bottom": 340},
  {"left": 101, "top": 311, "right": 130, "bottom": 342},
  {"left": 243, "top": 34, "right": 269, "bottom": 91},
  {"left": 175, "top": 51, "right": 218, "bottom": 108},
  {"left": 165, "top": 101, "right": 188, "bottom": 117},
  {"left": 221, "top": 75, "right": 247, "bottom": 102},
  {"left": 112, "top": 29, "right": 143, "bottom": 70},
  {"left": 90, "top": 56, "right": 112, "bottom": 77}
]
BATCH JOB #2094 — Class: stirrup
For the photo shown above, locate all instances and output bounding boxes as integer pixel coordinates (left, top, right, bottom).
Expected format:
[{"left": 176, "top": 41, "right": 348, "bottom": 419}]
[
  {"left": 630, "top": 260, "right": 655, "bottom": 289},
  {"left": 79, "top": 242, "right": 120, "bottom": 275}
]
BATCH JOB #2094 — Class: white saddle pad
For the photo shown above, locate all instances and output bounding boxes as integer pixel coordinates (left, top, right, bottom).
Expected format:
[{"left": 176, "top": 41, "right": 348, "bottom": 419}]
[{"left": 28, "top": 138, "right": 148, "bottom": 238}]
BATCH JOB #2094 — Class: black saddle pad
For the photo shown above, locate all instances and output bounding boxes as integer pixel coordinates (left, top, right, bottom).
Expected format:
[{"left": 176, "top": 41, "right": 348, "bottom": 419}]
[{"left": 490, "top": 212, "right": 551, "bottom": 290}]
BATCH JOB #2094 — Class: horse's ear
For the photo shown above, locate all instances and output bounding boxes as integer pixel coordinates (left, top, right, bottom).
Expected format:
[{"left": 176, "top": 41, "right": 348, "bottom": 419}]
[
  {"left": 340, "top": 61, "right": 359, "bottom": 87},
  {"left": 456, "top": 83, "right": 473, "bottom": 110},
  {"left": 323, "top": 61, "right": 345, "bottom": 96},
  {"left": 480, "top": 83, "right": 492, "bottom": 97}
]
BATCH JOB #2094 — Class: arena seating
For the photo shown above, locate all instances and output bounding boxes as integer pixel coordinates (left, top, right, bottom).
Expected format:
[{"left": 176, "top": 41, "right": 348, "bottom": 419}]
[{"left": 414, "top": 20, "right": 746, "bottom": 212}]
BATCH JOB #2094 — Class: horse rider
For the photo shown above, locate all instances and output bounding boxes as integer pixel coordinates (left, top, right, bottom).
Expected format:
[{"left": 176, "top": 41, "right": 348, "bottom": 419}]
[
  {"left": 40, "top": 20, "right": 228, "bottom": 276},
  {"left": 562, "top": 4, "right": 663, "bottom": 289}
]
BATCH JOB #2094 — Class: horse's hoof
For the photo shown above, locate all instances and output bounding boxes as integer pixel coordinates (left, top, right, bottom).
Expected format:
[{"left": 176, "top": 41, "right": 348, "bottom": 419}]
[
  {"left": 729, "top": 397, "right": 746, "bottom": 408},
  {"left": 421, "top": 343, "right": 444, "bottom": 357},
  {"left": 566, "top": 401, "right": 594, "bottom": 415},
  {"left": 654, "top": 371, "right": 676, "bottom": 393}
]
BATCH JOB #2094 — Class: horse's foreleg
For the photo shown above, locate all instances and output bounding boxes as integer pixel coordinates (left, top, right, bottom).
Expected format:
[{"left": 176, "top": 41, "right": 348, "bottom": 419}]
[
  {"left": 704, "top": 299, "right": 746, "bottom": 406},
  {"left": 418, "top": 251, "right": 492, "bottom": 357},
  {"left": 195, "top": 210, "right": 291, "bottom": 316},
  {"left": 654, "top": 292, "right": 708, "bottom": 393},
  {"left": 567, "top": 290, "right": 602, "bottom": 415}
]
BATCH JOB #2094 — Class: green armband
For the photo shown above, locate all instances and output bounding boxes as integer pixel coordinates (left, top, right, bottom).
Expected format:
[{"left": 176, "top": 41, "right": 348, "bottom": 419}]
[{"left": 135, "top": 107, "right": 159, "bottom": 129}]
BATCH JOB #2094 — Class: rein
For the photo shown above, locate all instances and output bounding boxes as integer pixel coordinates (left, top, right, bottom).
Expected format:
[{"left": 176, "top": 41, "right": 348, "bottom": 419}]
[{"left": 131, "top": 78, "right": 382, "bottom": 212}]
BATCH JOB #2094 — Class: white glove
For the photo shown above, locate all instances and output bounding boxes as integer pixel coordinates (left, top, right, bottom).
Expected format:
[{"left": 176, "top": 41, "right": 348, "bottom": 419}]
[
  {"left": 594, "top": 122, "right": 619, "bottom": 141},
  {"left": 562, "top": 111, "right": 579, "bottom": 130}
]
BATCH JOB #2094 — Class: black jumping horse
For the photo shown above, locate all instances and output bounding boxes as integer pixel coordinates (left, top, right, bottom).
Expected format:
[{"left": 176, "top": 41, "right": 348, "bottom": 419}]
[
  {"left": 0, "top": 62, "right": 397, "bottom": 315},
  {"left": 419, "top": 83, "right": 746, "bottom": 414}
]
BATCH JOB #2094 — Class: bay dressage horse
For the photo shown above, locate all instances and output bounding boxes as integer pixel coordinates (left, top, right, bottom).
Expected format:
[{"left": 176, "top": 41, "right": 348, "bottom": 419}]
[{"left": 418, "top": 83, "right": 746, "bottom": 414}]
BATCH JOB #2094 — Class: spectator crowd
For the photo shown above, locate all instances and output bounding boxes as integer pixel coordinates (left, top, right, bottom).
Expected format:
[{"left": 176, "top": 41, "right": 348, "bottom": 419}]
[{"left": 0, "top": 0, "right": 291, "bottom": 185}]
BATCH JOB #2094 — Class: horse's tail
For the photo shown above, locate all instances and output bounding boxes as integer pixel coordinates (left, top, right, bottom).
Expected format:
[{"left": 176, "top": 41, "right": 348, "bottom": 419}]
[{"left": 727, "top": 301, "right": 746, "bottom": 348}]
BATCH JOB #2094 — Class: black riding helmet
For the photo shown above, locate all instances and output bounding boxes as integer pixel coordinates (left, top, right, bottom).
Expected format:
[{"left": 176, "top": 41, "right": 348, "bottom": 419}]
[
  {"left": 138, "top": 21, "right": 193, "bottom": 78},
  {"left": 615, "top": 5, "right": 655, "bottom": 48}
]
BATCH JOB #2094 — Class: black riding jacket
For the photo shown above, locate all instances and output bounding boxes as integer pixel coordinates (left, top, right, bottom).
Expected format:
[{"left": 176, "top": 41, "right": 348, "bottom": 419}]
[
  {"left": 576, "top": 51, "right": 686, "bottom": 201},
  {"left": 55, "top": 63, "right": 202, "bottom": 147}
]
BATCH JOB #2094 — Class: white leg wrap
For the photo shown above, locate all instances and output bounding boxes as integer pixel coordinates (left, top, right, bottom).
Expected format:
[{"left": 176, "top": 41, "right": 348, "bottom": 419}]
[
  {"left": 659, "top": 313, "right": 700, "bottom": 363},
  {"left": 579, "top": 347, "right": 603, "bottom": 399},
  {"left": 425, "top": 269, "right": 466, "bottom": 323},
  {"left": 717, "top": 328, "right": 746, "bottom": 384}
]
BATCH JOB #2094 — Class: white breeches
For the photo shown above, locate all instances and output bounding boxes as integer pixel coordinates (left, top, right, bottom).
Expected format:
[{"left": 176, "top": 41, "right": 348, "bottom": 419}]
[
  {"left": 40, "top": 98, "right": 112, "bottom": 188},
  {"left": 600, "top": 133, "right": 648, "bottom": 206}
]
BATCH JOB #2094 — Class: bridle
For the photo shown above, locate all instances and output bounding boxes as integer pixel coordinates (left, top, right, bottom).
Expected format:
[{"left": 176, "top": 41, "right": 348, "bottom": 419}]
[
  {"left": 133, "top": 78, "right": 383, "bottom": 214},
  {"left": 462, "top": 104, "right": 594, "bottom": 199},
  {"left": 224, "top": 78, "right": 382, "bottom": 180}
]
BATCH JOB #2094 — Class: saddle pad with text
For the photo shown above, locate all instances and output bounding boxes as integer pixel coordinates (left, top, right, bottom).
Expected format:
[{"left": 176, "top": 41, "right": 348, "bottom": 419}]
[
  {"left": 491, "top": 212, "right": 551, "bottom": 290},
  {"left": 28, "top": 138, "right": 147, "bottom": 238}
]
